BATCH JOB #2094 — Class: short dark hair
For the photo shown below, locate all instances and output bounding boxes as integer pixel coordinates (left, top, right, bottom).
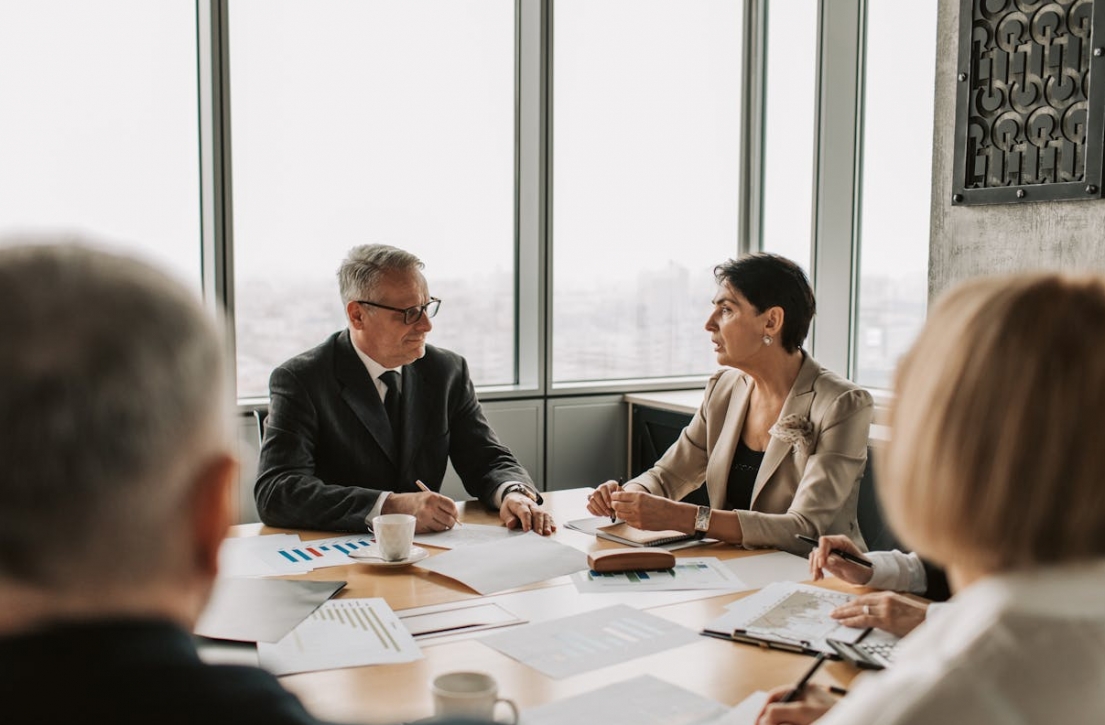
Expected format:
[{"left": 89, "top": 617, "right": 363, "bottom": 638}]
[{"left": 714, "top": 253, "right": 816, "bottom": 353}]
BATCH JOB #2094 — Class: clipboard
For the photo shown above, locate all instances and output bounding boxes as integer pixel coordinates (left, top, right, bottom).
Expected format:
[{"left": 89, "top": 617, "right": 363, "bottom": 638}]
[
  {"left": 700, "top": 626, "right": 834, "bottom": 657},
  {"left": 697, "top": 580, "right": 866, "bottom": 657}
]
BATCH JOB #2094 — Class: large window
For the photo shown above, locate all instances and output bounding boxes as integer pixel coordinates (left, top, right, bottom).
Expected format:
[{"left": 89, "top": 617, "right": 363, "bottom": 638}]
[
  {"left": 759, "top": 0, "right": 818, "bottom": 270},
  {"left": 230, "top": 0, "right": 516, "bottom": 399},
  {"left": 0, "top": 1, "right": 201, "bottom": 288},
  {"left": 853, "top": 0, "right": 938, "bottom": 388},
  {"left": 0, "top": 1, "right": 940, "bottom": 399},
  {"left": 551, "top": 0, "right": 744, "bottom": 384}
]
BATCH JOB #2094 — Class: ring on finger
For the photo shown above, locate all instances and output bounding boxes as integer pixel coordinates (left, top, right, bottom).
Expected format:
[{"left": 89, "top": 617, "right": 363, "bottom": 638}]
[{"left": 862, "top": 604, "right": 871, "bottom": 616}]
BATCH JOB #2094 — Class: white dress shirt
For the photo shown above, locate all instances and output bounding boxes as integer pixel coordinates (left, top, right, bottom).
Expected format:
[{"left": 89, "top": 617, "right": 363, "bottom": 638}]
[
  {"left": 866, "top": 550, "right": 928, "bottom": 593},
  {"left": 817, "top": 558, "right": 1105, "bottom": 725}
]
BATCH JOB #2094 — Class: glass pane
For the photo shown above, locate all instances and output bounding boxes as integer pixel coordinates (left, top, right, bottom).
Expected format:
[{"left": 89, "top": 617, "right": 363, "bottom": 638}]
[
  {"left": 552, "top": 0, "right": 743, "bottom": 384},
  {"left": 854, "top": 0, "right": 938, "bottom": 389},
  {"left": 759, "top": 0, "right": 818, "bottom": 270},
  {"left": 0, "top": 1, "right": 201, "bottom": 288},
  {"left": 230, "top": 0, "right": 516, "bottom": 398}
]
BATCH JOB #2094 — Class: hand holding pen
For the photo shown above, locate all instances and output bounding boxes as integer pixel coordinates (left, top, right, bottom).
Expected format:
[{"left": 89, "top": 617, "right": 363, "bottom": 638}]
[
  {"left": 585, "top": 478, "right": 625, "bottom": 521},
  {"left": 799, "top": 533, "right": 874, "bottom": 586},
  {"left": 414, "top": 479, "right": 462, "bottom": 529},
  {"left": 755, "top": 654, "right": 845, "bottom": 725}
]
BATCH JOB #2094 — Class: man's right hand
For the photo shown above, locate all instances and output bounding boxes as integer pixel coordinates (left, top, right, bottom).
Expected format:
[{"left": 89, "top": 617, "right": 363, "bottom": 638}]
[{"left": 382, "top": 491, "right": 460, "bottom": 533}]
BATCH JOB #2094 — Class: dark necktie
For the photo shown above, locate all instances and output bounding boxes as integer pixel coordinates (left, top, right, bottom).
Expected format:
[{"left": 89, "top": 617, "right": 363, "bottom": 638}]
[{"left": 379, "top": 370, "right": 402, "bottom": 445}]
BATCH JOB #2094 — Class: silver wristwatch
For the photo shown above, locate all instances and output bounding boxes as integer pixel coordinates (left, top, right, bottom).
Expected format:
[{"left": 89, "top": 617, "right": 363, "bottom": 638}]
[{"left": 693, "top": 505, "right": 712, "bottom": 539}]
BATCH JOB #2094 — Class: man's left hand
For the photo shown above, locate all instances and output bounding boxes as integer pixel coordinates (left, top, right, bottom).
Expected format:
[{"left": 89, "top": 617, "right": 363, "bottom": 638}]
[{"left": 500, "top": 493, "right": 556, "bottom": 535}]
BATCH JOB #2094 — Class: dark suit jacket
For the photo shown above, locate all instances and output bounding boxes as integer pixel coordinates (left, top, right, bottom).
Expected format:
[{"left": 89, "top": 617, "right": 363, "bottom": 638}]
[
  {"left": 1, "top": 619, "right": 337, "bottom": 724},
  {"left": 0, "top": 618, "right": 490, "bottom": 725},
  {"left": 255, "top": 330, "right": 533, "bottom": 531}
]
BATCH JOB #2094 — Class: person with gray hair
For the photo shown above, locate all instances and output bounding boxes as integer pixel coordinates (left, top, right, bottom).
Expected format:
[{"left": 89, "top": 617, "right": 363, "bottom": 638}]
[
  {"left": 0, "top": 240, "right": 490, "bottom": 725},
  {"left": 255, "top": 243, "right": 553, "bottom": 535}
]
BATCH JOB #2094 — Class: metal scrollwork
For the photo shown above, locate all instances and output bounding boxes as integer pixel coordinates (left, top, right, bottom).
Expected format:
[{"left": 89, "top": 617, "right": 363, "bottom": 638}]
[{"left": 952, "top": 0, "right": 1105, "bottom": 203}]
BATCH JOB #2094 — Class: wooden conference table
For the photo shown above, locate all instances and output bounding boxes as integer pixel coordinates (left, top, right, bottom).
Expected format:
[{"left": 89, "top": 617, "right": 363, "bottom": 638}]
[{"left": 230, "top": 488, "right": 865, "bottom": 725}]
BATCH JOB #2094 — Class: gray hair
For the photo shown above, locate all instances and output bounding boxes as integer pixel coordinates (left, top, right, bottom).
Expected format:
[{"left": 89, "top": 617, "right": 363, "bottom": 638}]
[
  {"left": 0, "top": 239, "right": 230, "bottom": 590},
  {"left": 337, "top": 244, "right": 424, "bottom": 304}
]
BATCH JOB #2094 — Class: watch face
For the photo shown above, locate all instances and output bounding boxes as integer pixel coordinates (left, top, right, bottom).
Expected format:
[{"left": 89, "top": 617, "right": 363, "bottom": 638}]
[{"left": 695, "top": 506, "right": 711, "bottom": 531}]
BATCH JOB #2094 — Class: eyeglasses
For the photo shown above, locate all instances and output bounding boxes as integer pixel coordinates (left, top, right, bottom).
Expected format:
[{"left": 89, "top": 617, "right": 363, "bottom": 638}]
[{"left": 357, "top": 297, "right": 441, "bottom": 325}]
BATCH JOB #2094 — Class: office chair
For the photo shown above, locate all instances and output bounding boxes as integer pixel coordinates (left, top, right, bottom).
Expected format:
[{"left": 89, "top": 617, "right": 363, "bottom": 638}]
[
  {"left": 253, "top": 408, "right": 269, "bottom": 444},
  {"left": 856, "top": 446, "right": 904, "bottom": 553}
]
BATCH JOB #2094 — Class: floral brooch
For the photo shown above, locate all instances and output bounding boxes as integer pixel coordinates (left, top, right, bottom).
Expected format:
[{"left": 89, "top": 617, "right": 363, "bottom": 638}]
[{"left": 769, "top": 414, "right": 814, "bottom": 455}]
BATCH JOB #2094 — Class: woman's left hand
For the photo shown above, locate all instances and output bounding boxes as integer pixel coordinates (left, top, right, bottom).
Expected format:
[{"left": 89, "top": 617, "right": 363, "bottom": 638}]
[{"left": 610, "top": 489, "right": 688, "bottom": 531}]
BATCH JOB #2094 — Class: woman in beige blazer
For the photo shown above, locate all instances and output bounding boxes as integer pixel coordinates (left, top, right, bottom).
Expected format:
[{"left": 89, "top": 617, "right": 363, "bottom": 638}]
[{"left": 588, "top": 253, "right": 873, "bottom": 555}]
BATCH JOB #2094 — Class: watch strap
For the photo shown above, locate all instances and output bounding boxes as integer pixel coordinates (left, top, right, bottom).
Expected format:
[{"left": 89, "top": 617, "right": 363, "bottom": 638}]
[{"left": 503, "top": 483, "right": 544, "bottom": 506}]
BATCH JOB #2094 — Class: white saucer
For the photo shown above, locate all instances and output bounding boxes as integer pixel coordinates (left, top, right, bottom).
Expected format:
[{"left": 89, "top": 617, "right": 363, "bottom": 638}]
[{"left": 348, "top": 545, "right": 429, "bottom": 568}]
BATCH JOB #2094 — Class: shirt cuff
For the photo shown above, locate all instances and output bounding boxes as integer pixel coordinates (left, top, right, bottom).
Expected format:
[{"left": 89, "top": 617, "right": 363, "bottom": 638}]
[
  {"left": 364, "top": 492, "right": 390, "bottom": 529},
  {"left": 865, "top": 550, "right": 928, "bottom": 593}
]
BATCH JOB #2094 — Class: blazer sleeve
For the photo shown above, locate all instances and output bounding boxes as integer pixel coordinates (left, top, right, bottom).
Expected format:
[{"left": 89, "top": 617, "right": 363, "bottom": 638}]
[
  {"left": 627, "top": 374, "right": 722, "bottom": 500},
  {"left": 446, "top": 358, "right": 534, "bottom": 507},
  {"left": 737, "top": 387, "right": 874, "bottom": 552},
  {"left": 254, "top": 365, "right": 384, "bottom": 532}
]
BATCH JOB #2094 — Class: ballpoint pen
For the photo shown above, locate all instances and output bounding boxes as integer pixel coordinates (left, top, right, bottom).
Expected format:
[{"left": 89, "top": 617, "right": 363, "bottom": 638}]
[
  {"left": 795, "top": 534, "right": 873, "bottom": 569},
  {"left": 611, "top": 477, "right": 625, "bottom": 523},
  {"left": 780, "top": 651, "right": 828, "bottom": 703},
  {"left": 415, "top": 479, "right": 462, "bottom": 527}
]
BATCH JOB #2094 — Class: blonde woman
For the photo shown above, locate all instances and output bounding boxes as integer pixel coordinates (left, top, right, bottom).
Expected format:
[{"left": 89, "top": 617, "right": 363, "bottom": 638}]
[{"left": 757, "top": 272, "right": 1105, "bottom": 724}]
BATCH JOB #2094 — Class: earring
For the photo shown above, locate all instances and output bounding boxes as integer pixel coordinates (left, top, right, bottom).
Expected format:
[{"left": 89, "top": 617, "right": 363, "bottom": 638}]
[{"left": 762, "top": 335, "right": 773, "bottom": 346}]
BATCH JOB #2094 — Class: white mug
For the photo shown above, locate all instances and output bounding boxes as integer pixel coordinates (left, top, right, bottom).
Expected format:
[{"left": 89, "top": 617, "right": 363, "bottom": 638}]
[
  {"left": 431, "top": 671, "right": 518, "bottom": 724},
  {"left": 371, "top": 513, "right": 416, "bottom": 562}
]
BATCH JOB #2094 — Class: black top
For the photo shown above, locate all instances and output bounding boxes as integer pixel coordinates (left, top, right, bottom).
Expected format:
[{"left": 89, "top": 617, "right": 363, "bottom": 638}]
[
  {"left": 726, "top": 438, "right": 765, "bottom": 510},
  {"left": 0, "top": 618, "right": 490, "bottom": 725}
]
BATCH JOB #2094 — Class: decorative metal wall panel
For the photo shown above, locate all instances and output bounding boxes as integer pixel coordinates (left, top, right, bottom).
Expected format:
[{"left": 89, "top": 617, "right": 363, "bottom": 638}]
[{"left": 952, "top": 0, "right": 1105, "bottom": 205}]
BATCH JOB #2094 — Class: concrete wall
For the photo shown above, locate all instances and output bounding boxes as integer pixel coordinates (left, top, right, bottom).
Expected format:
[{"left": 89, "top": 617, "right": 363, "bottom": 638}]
[{"left": 930, "top": 0, "right": 1105, "bottom": 298}]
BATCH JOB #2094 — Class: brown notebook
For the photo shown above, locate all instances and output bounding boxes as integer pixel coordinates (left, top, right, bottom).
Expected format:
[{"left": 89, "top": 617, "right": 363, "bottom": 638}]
[{"left": 595, "top": 522, "right": 694, "bottom": 547}]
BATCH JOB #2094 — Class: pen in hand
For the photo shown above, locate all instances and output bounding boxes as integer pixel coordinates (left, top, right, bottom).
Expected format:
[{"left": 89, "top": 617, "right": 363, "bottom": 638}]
[
  {"left": 415, "top": 479, "right": 462, "bottom": 527},
  {"left": 611, "top": 477, "right": 625, "bottom": 523},
  {"left": 780, "top": 651, "right": 829, "bottom": 703},
  {"left": 796, "top": 534, "right": 873, "bottom": 569}
]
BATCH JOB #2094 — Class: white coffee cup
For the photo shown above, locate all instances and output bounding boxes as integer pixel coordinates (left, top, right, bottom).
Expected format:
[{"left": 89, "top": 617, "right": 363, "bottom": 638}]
[
  {"left": 431, "top": 671, "right": 518, "bottom": 724},
  {"left": 371, "top": 513, "right": 416, "bottom": 562}
]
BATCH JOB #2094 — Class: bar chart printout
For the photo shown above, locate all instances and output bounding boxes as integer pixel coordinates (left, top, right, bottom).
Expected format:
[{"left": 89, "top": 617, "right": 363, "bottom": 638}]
[
  {"left": 479, "top": 604, "right": 699, "bottom": 679},
  {"left": 571, "top": 557, "right": 747, "bottom": 592},
  {"left": 257, "top": 598, "right": 422, "bottom": 676}
]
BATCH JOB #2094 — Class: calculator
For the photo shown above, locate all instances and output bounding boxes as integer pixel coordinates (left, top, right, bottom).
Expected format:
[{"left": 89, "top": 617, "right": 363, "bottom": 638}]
[{"left": 827, "top": 636, "right": 898, "bottom": 670}]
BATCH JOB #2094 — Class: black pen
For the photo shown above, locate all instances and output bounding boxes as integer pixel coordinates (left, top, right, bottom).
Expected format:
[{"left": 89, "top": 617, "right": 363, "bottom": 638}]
[
  {"left": 780, "top": 651, "right": 828, "bottom": 703},
  {"left": 611, "top": 477, "right": 625, "bottom": 523},
  {"left": 795, "top": 534, "right": 873, "bottom": 569}
]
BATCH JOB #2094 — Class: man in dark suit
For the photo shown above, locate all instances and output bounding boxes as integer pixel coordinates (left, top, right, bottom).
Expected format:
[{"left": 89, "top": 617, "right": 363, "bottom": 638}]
[
  {"left": 0, "top": 240, "right": 487, "bottom": 725},
  {"left": 255, "top": 244, "right": 553, "bottom": 535}
]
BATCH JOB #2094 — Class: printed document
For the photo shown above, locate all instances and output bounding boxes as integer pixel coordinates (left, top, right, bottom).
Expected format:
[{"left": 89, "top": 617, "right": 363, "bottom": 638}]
[
  {"left": 703, "top": 581, "right": 864, "bottom": 654},
  {"left": 522, "top": 674, "right": 728, "bottom": 725},
  {"left": 571, "top": 557, "right": 748, "bottom": 593},
  {"left": 414, "top": 531, "right": 588, "bottom": 595},
  {"left": 257, "top": 598, "right": 422, "bottom": 675},
  {"left": 480, "top": 604, "right": 700, "bottom": 679},
  {"left": 414, "top": 522, "right": 526, "bottom": 550}
]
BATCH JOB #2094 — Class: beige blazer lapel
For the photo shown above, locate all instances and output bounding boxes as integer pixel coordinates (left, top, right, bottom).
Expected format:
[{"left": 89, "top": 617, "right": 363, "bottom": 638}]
[
  {"left": 706, "top": 375, "right": 752, "bottom": 508},
  {"left": 750, "top": 355, "right": 820, "bottom": 506}
]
